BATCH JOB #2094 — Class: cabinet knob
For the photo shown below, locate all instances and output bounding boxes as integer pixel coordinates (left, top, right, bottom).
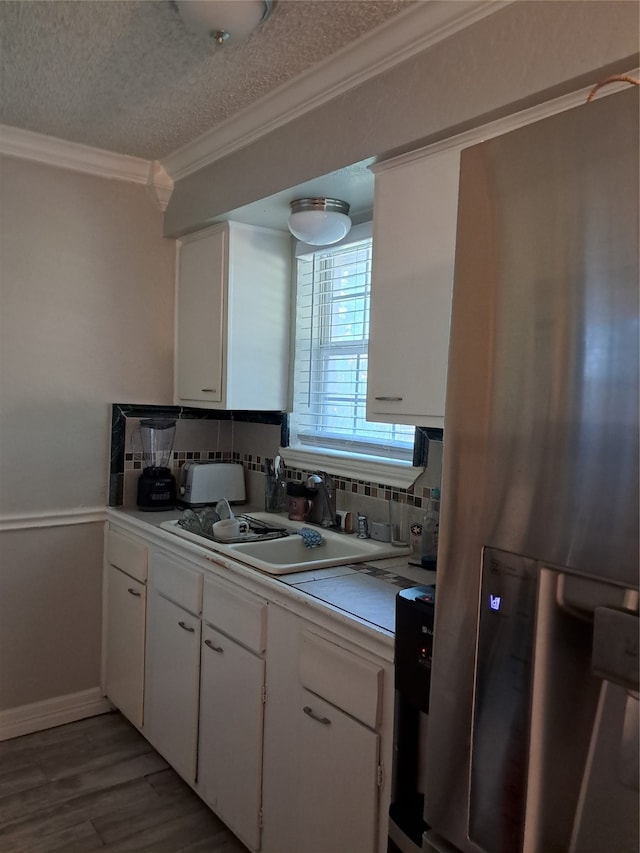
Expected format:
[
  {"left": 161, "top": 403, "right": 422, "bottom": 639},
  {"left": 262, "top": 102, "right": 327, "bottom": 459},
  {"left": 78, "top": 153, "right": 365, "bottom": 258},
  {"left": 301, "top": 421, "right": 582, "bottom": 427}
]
[
  {"left": 178, "top": 620, "right": 195, "bottom": 633},
  {"left": 374, "top": 396, "right": 403, "bottom": 402},
  {"left": 303, "top": 705, "right": 331, "bottom": 726},
  {"left": 204, "top": 638, "right": 224, "bottom": 653},
  {"left": 127, "top": 587, "right": 141, "bottom": 597}
]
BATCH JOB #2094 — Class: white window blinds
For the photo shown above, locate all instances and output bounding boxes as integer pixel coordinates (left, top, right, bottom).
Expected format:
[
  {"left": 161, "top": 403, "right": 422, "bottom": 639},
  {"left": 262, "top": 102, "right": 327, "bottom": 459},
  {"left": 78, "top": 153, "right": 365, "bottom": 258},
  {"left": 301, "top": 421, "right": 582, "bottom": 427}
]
[{"left": 290, "top": 229, "right": 415, "bottom": 462}]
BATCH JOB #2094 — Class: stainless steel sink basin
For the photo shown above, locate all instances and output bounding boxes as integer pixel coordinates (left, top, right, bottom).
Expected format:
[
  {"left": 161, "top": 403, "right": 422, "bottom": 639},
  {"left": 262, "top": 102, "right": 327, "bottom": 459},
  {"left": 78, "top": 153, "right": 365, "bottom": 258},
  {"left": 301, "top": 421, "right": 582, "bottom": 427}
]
[{"left": 160, "top": 513, "right": 410, "bottom": 575}]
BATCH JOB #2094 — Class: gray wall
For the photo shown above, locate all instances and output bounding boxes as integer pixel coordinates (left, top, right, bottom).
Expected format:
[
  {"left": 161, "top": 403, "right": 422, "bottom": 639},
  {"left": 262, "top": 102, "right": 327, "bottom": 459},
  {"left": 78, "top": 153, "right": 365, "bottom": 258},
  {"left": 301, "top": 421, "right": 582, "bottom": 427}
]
[{"left": 164, "top": 0, "right": 639, "bottom": 237}]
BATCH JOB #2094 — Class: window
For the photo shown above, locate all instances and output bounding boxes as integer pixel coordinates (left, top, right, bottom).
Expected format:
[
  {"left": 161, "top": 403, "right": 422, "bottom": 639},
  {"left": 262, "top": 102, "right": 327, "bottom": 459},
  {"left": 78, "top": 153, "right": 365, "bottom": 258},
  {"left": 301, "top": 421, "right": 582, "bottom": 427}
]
[{"left": 289, "top": 224, "right": 417, "bottom": 471}]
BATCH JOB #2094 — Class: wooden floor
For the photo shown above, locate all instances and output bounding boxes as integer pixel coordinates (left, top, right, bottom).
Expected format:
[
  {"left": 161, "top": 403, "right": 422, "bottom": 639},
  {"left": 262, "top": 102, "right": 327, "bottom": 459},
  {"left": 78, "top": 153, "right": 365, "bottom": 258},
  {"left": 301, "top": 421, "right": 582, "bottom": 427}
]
[{"left": 0, "top": 711, "right": 249, "bottom": 853}]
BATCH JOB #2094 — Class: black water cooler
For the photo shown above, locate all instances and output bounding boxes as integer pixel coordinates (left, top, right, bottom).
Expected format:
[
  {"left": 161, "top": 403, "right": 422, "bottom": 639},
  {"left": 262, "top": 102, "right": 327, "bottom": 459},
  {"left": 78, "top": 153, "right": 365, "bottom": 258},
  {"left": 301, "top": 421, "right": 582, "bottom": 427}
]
[{"left": 388, "top": 586, "right": 436, "bottom": 853}]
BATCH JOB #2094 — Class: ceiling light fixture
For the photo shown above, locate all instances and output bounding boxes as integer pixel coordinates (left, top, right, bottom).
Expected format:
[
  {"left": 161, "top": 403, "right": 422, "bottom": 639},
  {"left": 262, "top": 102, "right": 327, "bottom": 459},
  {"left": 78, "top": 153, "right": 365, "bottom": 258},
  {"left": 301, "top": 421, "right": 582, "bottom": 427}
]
[
  {"left": 288, "top": 198, "right": 352, "bottom": 246},
  {"left": 177, "top": 0, "right": 274, "bottom": 46}
]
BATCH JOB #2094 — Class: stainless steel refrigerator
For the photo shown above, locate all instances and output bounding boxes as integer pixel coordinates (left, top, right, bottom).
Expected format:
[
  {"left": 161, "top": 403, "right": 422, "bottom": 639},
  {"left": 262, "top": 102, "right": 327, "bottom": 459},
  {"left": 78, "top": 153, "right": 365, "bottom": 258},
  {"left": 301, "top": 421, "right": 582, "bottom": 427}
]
[{"left": 423, "top": 87, "right": 639, "bottom": 853}]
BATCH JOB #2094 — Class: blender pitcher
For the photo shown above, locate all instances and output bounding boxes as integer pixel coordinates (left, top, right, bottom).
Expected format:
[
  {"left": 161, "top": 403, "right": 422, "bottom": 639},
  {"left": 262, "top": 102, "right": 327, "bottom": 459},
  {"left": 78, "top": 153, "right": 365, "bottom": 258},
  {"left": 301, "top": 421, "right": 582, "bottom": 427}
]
[{"left": 135, "top": 418, "right": 177, "bottom": 510}]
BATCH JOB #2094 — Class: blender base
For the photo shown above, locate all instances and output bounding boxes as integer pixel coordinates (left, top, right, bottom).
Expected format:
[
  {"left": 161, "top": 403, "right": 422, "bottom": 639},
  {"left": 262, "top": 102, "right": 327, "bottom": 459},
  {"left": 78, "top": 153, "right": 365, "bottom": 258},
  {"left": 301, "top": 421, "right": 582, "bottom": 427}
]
[{"left": 136, "top": 467, "right": 177, "bottom": 511}]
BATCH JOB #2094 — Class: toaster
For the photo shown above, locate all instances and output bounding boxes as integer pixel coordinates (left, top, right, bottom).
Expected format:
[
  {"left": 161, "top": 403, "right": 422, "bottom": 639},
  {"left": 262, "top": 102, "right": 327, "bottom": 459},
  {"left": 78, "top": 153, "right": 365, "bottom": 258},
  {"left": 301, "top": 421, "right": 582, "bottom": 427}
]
[{"left": 177, "top": 461, "right": 246, "bottom": 507}]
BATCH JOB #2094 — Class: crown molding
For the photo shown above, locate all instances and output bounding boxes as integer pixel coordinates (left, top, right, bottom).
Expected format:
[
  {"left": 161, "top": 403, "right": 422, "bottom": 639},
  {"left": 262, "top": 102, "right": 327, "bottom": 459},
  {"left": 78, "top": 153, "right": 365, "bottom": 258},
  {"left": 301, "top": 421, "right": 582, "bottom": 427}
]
[
  {"left": 161, "top": 0, "right": 511, "bottom": 181},
  {"left": 0, "top": 124, "right": 152, "bottom": 182},
  {"left": 0, "top": 125, "right": 174, "bottom": 208},
  {"left": 0, "top": 2, "right": 510, "bottom": 192},
  {"left": 146, "top": 160, "right": 175, "bottom": 210}
]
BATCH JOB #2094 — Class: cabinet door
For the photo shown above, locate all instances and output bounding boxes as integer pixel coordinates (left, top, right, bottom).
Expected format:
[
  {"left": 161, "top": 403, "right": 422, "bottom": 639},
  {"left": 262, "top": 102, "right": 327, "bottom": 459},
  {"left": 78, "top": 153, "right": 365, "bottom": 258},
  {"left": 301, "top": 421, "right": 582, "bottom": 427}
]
[
  {"left": 262, "top": 606, "right": 386, "bottom": 853},
  {"left": 105, "top": 565, "right": 146, "bottom": 728},
  {"left": 176, "top": 226, "right": 225, "bottom": 404},
  {"left": 144, "top": 592, "right": 201, "bottom": 783},
  {"left": 294, "top": 689, "right": 380, "bottom": 853},
  {"left": 367, "top": 147, "right": 460, "bottom": 426},
  {"left": 198, "top": 624, "right": 265, "bottom": 851}
]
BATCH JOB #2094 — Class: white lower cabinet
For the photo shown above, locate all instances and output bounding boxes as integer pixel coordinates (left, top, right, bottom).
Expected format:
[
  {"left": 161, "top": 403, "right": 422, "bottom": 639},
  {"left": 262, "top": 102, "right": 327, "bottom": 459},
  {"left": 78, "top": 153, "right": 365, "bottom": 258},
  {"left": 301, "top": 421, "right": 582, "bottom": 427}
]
[
  {"left": 262, "top": 605, "right": 386, "bottom": 853},
  {"left": 198, "top": 623, "right": 265, "bottom": 851},
  {"left": 144, "top": 552, "right": 202, "bottom": 784},
  {"left": 104, "top": 527, "right": 149, "bottom": 729},
  {"left": 295, "top": 689, "right": 380, "bottom": 853},
  {"left": 104, "top": 564, "right": 146, "bottom": 728},
  {"left": 197, "top": 574, "right": 267, "bottom": 851},
  {"left": 105, "top": 525, "right": 392, "bottom": 853}
]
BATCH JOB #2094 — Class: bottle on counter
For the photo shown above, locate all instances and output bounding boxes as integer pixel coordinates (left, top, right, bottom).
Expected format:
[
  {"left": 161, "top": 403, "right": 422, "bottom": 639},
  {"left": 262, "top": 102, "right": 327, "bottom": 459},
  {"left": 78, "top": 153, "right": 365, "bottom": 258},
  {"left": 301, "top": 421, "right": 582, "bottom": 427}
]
[
  {"left": 420, "top": 503, "right": 439, "bottom": 570},
  {"left": 356, "top": 513, "right": 370, "bottom": 539}
]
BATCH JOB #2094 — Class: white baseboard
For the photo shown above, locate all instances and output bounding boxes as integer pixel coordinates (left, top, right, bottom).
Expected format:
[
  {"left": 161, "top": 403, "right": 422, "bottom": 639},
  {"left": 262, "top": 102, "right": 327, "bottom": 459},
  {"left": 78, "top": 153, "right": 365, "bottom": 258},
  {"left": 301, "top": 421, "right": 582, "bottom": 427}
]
[{"left": 0, "top": 687, "right": 113, "bottom": 742}]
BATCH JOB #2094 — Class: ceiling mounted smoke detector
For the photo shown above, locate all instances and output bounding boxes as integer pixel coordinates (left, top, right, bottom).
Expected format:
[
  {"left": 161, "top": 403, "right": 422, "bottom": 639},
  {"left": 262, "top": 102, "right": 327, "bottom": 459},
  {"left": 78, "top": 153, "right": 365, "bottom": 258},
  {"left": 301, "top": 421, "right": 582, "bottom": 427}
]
[
  {"left": 177, "top": 0, "right": 274, "bottom": 46},
  {"left": 288, "top": 198, "right": 352, "bottom": 246}
]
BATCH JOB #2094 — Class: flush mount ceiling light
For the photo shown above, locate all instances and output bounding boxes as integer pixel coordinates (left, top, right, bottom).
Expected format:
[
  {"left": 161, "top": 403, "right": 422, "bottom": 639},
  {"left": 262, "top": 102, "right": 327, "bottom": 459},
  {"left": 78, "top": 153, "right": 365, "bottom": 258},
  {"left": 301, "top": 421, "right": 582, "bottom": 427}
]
[
  {"left": 177, "top": 0, "right": 274, "bottom": 46},
  {"left": 288, "top": 198, "right": 352, "bottom": 246}
]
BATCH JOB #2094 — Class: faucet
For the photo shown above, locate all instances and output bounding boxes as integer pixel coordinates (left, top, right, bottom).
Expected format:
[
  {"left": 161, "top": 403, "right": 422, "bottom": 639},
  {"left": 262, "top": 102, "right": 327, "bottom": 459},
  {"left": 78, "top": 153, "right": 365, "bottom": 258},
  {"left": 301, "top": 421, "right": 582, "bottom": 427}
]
[{"left": 305, "top": 471, "right": 337, "bottom": 528}]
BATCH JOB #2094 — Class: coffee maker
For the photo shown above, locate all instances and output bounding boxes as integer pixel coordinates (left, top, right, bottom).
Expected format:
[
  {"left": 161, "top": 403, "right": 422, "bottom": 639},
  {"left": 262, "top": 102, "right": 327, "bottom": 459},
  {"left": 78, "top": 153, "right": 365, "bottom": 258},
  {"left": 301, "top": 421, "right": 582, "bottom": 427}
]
[{"left": 135, "top": 418, "right": 177, "bottom": 511}]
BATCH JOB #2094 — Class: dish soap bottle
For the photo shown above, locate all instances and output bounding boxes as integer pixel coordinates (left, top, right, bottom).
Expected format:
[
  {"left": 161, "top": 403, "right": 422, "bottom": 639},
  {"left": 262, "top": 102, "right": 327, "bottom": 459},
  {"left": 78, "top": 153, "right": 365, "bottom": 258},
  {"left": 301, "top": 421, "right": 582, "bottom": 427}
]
[{"left": 421, "top": 503, "right": 439, "bottom": 570}]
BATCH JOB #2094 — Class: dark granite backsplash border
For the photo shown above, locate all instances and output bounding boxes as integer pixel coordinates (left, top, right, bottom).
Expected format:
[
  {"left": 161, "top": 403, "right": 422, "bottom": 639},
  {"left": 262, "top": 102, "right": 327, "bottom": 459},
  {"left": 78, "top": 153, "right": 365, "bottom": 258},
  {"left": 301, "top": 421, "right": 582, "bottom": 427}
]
[{"left": 109, "top": 403, "right": 286, "bottom": 506}]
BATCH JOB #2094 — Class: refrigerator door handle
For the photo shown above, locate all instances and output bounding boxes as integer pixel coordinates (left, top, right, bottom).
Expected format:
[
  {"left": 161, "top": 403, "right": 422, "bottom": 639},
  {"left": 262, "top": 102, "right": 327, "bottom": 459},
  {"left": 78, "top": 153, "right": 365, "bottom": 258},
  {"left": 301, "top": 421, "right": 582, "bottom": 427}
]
[
  {"left": 591, "top": 606, "right": 639, "bottom": 692},
  {"left": 525, "top": 571, "right": 639, "bottom": 853}
]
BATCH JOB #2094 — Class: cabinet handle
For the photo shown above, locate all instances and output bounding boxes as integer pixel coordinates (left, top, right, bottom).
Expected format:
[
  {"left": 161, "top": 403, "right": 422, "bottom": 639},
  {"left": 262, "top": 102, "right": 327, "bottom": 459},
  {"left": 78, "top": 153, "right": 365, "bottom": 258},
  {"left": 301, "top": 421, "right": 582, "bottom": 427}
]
[
  {"left": 178, "top": 620, "right": 195, "bottom": 633},
  {"left": 303, "top": 705, "right": 331, "bottom": 726},
  {"left": 204, "top": 639, "right": 224, "bottom": 653},
  {"left": 127, "top": 587, "right": 141, "bottom": 597},
  {"left": 375, "top": 396, "right": 403, "bottom": 402},
  {"left": 201, "top": 388, "right": 216, "bottom": 393}
]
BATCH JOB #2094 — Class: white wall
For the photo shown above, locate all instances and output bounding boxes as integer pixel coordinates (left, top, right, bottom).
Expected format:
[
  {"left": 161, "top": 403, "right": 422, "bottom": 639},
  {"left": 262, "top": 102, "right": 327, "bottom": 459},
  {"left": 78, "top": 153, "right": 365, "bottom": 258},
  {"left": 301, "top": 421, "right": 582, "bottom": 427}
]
[
  {"left": 0, "top": 156, "right": 175, "bottom": 722},
  {"left": 0, "top": 157, "right": 176, "bottom": 513}
]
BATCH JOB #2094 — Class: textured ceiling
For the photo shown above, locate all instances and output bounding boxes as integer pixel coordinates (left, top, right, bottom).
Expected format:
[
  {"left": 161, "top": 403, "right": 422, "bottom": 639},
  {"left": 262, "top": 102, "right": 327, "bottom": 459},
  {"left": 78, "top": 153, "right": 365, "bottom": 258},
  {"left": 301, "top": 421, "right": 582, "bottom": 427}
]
[{"left": 0, "top": 0, "right": 412, "bottom": 161}]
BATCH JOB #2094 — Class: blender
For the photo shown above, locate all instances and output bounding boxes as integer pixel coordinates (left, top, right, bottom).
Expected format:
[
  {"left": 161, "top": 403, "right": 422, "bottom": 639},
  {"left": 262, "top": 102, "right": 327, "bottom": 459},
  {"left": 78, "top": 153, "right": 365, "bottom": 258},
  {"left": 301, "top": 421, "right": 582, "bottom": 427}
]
[{"left": 135, "top": 418, "right": 177, "bottom": 511}]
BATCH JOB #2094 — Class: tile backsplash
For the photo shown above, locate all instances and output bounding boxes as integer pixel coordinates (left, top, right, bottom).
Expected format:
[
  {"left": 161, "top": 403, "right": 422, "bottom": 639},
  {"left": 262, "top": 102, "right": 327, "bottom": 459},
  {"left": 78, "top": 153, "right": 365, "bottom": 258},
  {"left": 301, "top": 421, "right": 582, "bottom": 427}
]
[{"left": 111, "top": 404, "right": 442, "bottom": 550}]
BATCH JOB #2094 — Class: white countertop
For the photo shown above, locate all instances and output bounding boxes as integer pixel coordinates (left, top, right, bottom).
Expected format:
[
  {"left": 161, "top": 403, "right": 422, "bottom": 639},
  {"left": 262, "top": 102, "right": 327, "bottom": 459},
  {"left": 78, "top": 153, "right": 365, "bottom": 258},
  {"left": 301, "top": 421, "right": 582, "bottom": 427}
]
[{"left": 108, "top": 507, "right": 436, "bottom": 636}]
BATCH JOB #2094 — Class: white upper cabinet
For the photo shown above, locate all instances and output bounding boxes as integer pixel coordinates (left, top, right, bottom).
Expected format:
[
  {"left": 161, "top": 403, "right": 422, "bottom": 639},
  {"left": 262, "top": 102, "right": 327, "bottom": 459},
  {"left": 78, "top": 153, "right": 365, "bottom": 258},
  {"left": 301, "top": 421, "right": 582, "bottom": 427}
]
[
  {"left": 367, "top": 146, "right": 461, "bottom": 427},
  {"left": 175, "top": 221, "right": 291, "bottom": 410}
]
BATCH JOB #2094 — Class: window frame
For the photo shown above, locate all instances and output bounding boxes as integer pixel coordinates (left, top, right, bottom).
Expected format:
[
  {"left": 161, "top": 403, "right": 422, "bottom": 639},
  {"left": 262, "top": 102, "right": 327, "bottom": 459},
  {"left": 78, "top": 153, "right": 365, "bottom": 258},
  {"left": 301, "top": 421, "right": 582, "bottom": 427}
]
[{"left": 281, "top": 224, "right": 430, "bottom": 488}]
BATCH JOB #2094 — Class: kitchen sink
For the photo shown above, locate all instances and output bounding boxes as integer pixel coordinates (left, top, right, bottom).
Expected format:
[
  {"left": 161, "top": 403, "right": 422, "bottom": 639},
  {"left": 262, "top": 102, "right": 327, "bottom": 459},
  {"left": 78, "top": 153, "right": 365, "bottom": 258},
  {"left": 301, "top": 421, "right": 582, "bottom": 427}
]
[
  {"left": 226, "top": 530, "right": 397, "bottom": 573},
  {"left": 160, "top": 513, "right": 410, "bottom": 575}
]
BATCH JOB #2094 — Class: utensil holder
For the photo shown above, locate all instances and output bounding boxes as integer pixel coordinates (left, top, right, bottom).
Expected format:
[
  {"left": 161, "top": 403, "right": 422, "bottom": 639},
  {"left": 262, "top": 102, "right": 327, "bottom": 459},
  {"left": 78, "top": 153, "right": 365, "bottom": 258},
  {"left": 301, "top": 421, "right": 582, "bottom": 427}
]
[
  {"left": 389, "top": 498, "right": 410, "bottom": 546},
  {"left": 265, "top": 474, "right": 287, "bottom": 513}
]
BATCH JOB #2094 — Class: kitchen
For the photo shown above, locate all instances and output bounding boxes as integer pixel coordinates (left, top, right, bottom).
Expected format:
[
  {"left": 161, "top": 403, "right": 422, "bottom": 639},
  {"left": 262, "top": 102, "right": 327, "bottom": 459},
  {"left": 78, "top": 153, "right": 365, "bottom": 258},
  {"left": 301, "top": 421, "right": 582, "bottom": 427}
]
[{"left": 0, "top": 2, "right": 638, "bottom": 852}]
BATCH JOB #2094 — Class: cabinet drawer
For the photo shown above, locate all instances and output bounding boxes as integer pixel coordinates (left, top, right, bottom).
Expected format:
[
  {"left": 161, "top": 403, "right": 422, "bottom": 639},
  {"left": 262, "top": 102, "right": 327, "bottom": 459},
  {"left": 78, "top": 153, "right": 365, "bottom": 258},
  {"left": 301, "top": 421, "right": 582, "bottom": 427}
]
[
  {"left": 151, "top": 551, "right": 203, "bottom": 615},
  {"left": 299, "top": 632, "right": 383, "bottom": 729},
  {"left": 203, "top": 577, "right": 266, "bottom": 654},
  {"left": 106, "top": 529, "right": 148, "bottom": 582}
]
